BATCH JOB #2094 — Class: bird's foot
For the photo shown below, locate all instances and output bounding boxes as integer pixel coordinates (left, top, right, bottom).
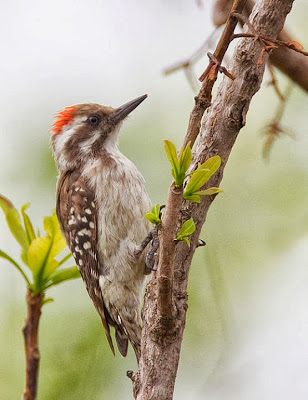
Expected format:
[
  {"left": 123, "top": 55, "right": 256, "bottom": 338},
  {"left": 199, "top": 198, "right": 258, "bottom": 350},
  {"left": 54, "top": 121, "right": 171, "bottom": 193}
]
[
  {"left": 133, "top": 225, "right": 161, "bottom": 274},
  {"left": 144, "top": 227, "right": 160, "bottom": 274}
]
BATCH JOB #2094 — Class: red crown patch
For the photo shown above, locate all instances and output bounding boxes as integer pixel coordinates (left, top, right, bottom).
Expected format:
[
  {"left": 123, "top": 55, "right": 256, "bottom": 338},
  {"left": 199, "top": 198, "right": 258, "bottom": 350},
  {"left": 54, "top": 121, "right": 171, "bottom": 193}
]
[{"left": 51, "top": 105, "right": 77, "bottom": 134}]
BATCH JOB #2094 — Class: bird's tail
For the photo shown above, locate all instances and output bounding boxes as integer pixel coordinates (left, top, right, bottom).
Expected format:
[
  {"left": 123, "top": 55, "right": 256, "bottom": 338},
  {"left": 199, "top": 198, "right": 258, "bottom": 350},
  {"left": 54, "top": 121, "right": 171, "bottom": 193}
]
[
  {"left": 115, "top": 328, "right": 141, "bottom": 361},
  {"left": 113, "top": 312, "right": 142, "bottom": 361}
]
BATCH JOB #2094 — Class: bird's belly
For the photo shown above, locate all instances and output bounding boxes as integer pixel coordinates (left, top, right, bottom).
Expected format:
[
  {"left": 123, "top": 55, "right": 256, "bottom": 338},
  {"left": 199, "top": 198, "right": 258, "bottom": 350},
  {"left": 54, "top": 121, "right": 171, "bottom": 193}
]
[{"left": 96, "top": 170, "right": 151, "bottom": 282}]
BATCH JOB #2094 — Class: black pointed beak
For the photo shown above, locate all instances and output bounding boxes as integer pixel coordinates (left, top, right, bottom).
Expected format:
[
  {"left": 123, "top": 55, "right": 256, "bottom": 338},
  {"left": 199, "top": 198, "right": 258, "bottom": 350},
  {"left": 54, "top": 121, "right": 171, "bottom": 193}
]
[{"left": 109, "top": 94, "right": 147, "bottom": 124}]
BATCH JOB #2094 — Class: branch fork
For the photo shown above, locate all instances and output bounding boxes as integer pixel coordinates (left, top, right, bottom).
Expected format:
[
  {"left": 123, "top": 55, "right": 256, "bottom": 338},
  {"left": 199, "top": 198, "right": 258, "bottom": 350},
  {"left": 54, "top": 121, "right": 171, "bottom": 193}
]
[{"left": 199, "top": 52, "right": 235, "bottom": 82}]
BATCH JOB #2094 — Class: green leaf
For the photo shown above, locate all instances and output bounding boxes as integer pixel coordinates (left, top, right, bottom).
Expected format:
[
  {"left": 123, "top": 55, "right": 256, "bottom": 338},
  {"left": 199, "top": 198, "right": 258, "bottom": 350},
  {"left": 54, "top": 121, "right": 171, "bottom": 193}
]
[
  {"left": 144, "top": 212, "right": 160, "bottom": 225},
  {"left": 183, "top": 193, "right": 201, "bottom": 203},
  {"left": 144, "top": 204, "right": 161, "bottom": 225},
  {"left": 184, "top": 156, "right": 221, "bottom": 196},
  {"left": 179, "top": 142, "right": 192, "bottom": 176},
  {"left": 195, "top": 187, "right": 223, "bottom": 196},
  {"left": 200, "top": 155, "right": 221, "bottom": 174},
  {"left": 40, "top": 212, "right": 66, "bottom": 279},
  {"left": 164, "top": 140, "right": 180, "bottom": 176},
  {"left": 0, "top": 194, "right": 12, "bottom": 213},
  {"left": 42, "top": 297, "right": 54, "bottom": 305},
  {"left": 28, "top": 211, "right": 67, "bottom": 292},
  {"left": 43, "top": 266, "right": 80, "bottom": 290},
  {"left": 185, "top": 168, "right": 210, "bottom": 177},
  {"left": 176, "top": 218, "right": 196, "bottom": 241},
  {"left": 0, "top": 249, "right": 30, "bottom": 285},
  {"left": 0, "top": 195, "right": 28, "bottom": 257},
  {"left": 151, "top": 204, "right": 160, "bottom": 219},
  {"left": 164, "top": 140, "right": 193, "bottom": 188},
  {"left": 184, "top": 170, "right": 209, "bottom": 195},
  {"left": 28, "top": 236, "right": 53, "bottom": 274},
  {"left": 164, "top": 140, "right": 185, "bottom": 187},
  {"left": 21, "top": 203, "right": 36, "bottom": 245},
  {"left": 57, "top": 252, "right": 72, "bottom": 268}
]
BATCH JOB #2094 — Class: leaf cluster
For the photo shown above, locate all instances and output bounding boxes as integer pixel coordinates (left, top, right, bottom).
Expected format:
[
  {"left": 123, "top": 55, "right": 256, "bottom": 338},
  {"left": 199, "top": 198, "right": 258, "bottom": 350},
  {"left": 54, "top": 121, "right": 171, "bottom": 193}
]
[
  {"left": 164, "top": 140, "right": 222, "bottom": 202},
  {"left": 163, "top": 140, "right": 223, "bottom": 246},
  {"left": 164, "top": 140, "right": 192, "bottom": 188},
  {"left": 144, "top": 204, "right": 161, "bottom": 225},
  {"left": 176, "top": 218, "right": 196, "bottom": 247},
  {"left": 183, "top": 156, "right": 223, "bottom": 203},
  {"left": 0, "top": 195, "right": 80, "bottom": 298}
]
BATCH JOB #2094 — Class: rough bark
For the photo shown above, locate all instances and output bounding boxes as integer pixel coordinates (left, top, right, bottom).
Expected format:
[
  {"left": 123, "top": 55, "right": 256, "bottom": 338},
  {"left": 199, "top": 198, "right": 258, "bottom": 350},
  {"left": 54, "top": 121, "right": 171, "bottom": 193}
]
[
  {"left": 245, "top": 0, "right": 308, "bottom": 92},
  {"left": 213, "top": 0, "right": 308, "bottom": 92},
  {"left": 133, "top": 0, "right": 295, "bottom": 399},
  {"left": 22, "top": 289, "right": 43, "bottom": 400},
  {"left": 185, "top": 0, "right": 248, "bottom": 148}
]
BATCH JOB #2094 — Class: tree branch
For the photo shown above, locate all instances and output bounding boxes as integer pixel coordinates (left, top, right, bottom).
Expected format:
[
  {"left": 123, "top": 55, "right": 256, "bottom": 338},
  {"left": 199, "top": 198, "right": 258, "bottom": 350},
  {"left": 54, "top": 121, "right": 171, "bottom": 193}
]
[
  {"left": 214, "top": 0, "right": 308, "bottom": 92},
  {"left": 156, "top": 185, "right": 183, "bottom": 322},
  {"left": 134, "top": 0, "right": 295, "bottom": 399},
  {"left": 184, "top": 0, "right": 247, "bottom": 149},
  {"left": 245, "top": 0, "right": 308, "bottom": 92},
  {"left": 22, "top": 289, "right": 43, "bottom": 400}
]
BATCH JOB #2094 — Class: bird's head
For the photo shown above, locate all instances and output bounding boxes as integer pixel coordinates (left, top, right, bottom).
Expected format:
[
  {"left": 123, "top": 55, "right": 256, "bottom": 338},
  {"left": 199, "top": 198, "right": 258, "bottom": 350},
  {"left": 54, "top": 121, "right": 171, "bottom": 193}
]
[{"left": 50, "top": 94, "right": 147, "bottom": 170}]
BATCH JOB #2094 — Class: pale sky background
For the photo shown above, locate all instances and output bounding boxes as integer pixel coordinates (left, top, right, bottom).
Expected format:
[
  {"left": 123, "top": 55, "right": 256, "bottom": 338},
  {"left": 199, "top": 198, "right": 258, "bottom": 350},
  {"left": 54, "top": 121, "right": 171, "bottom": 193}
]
[{"left": 0, "top": 1, "right": 308, "bottom": 399}]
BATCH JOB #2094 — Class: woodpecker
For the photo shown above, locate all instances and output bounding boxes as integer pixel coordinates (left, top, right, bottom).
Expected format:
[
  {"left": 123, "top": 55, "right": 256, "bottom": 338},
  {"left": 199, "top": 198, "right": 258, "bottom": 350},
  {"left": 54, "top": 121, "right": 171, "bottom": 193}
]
[{"left": 50, "top": 95, "right": 151, "bottom": 359}]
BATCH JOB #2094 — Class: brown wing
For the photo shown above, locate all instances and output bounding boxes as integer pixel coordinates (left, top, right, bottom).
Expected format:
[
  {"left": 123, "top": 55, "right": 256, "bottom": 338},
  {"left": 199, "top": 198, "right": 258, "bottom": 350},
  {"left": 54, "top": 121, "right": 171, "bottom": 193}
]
[{"left": 56, "top": 170, "right": 116, "bottom": 355}]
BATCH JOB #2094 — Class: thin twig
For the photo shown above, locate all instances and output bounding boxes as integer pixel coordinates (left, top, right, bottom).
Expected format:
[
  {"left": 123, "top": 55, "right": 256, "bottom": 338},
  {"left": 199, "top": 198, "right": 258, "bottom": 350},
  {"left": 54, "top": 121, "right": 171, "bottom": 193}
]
[
  {"left": 236, "top": 0, "right": 308, "bottom": 92},
  {"left": 232, "top": 32, "right": 308, "bottom": 56},
  {"left": 262, "top": 83, "right": 295, "bottom": 159},
  {"left": 199, "top": 52, "right": 236, "bottom": 81},
  {"left": 22, "top": 289, "right": 43, "bottom": 400},
  {"left": 267, "top": 61, "right": 285, "bottom": 101},
  {"left": 183, "top": 0, "right": 247, "bottom": 149},
  {"left": 199, "top": 0, "right": 308, "bottom": 93}
]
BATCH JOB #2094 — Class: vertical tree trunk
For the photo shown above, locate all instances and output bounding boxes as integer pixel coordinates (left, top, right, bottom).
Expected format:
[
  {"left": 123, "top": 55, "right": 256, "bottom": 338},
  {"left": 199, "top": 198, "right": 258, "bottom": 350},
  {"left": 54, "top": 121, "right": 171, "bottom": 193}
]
[{"left": 132, "top": 0, "right": 295, "bottom": 398}]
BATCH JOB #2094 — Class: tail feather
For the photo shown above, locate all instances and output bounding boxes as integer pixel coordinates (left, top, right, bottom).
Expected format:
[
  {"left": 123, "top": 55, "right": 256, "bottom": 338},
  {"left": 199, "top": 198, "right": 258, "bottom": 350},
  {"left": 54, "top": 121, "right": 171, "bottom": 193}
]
[
  {"left": 112, "top": 308, "right": 141, "bottom": 360},
  {"left": 98, "top": 310, "right": 115, "bottom": 356},
  {"left": 115, "top": 325, "right": 141, "bottom": 360},
  {"left": 94, "top": 291, "right": 142, "bottom": 359},
  {"left": 115, "top": 329, "right": 128, "bottom": 357},
  {"left": 129, "top": 337, "right": 141, "bottom": 361}
]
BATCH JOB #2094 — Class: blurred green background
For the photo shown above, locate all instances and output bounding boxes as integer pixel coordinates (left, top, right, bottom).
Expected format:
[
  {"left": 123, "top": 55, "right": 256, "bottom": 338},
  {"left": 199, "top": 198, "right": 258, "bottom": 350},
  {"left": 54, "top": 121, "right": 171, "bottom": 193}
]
[{"left": 1, "top": 1, "right": 308, "bottom": 399}]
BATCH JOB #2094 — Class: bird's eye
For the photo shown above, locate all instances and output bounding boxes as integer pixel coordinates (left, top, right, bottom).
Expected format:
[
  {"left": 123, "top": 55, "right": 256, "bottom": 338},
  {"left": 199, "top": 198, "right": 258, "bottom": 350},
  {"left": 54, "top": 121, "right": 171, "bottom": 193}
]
[{"left": 87, "top": 115, "right": 101, "bottom": 126}]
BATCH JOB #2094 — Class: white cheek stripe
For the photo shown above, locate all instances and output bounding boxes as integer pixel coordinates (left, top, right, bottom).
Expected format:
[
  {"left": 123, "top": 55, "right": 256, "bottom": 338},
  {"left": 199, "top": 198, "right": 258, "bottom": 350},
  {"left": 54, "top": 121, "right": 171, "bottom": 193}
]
[
  {"left": 52, "top": 116, "right": 86, "bottom": 170},
  {"left": 103, "top": 122, "right": 122, "bottom": 154},
  {"left": 54, "top": 116, "right": 86, "bottom": 151}
]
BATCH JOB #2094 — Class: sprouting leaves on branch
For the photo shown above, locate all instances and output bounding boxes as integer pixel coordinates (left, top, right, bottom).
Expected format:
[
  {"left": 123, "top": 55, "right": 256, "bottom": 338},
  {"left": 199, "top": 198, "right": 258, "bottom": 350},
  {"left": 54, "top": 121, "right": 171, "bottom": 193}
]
[
  {"left": 144, "top": 204, "right": 161, "bottom": 225},
  {"left": 164, "top": 140, "right": 192, "bottom": 188},
  {"left": 164, "top": 140, "right": 223, "bottom": 202},
  {"left": 0, "top": 194, "right": 80, "bottom": 298},
  {"left": 184, "top": 155, "right": 223, "bottom": 203},
  {"left": 176, "top": 218, "right": 196, "bottom": 247}
]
